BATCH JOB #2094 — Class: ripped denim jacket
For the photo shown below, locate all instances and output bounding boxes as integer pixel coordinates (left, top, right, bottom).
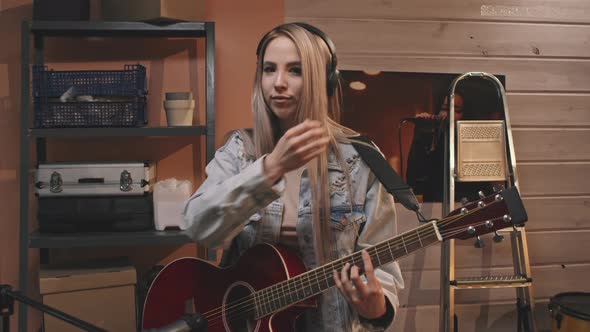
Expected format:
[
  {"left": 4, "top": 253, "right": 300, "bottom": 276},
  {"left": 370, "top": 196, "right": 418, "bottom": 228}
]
[{"left": 183, "top": 132, "right": 404, "bottom": 331}]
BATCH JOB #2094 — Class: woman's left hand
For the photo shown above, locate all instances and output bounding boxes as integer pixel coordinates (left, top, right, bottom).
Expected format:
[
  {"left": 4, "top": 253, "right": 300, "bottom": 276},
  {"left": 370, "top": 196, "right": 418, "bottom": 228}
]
[{"left": 333, "top": 250, "right": 387, "bottom": 319}]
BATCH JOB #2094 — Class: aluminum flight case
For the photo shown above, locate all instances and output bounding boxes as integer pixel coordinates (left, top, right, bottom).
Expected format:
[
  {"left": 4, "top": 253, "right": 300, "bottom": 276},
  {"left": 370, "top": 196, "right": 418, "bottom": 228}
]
[{"left": 35, "top": 162, "right": 154, "bottom": 197}]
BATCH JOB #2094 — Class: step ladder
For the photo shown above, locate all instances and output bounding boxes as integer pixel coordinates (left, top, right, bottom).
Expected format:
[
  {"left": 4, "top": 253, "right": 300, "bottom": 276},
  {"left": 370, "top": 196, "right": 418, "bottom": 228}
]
[{"left": 439, "top": 72, "right": 537, "bottom": 332}]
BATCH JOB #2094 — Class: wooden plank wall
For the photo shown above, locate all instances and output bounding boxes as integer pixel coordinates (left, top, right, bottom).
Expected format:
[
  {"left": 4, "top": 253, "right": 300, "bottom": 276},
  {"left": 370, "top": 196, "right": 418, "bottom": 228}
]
[{"left": 285, "top": 1, "right": 590, "bottom": 331}]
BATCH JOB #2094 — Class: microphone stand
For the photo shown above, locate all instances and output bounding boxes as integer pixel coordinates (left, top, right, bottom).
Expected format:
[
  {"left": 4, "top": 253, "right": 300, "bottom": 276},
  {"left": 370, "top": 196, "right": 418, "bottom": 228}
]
[
  {"left": 0, "top": 284, "right": 106, "bottom": 332},
  {"left": 398, "top": 118, "right": 413, "bottom": 180}
]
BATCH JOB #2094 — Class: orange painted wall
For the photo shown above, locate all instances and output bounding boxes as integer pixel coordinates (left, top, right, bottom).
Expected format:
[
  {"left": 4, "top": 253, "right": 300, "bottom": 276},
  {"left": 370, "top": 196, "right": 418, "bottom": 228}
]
[{"left": 0, "top": 0, "right": 283, "bottom": 330}]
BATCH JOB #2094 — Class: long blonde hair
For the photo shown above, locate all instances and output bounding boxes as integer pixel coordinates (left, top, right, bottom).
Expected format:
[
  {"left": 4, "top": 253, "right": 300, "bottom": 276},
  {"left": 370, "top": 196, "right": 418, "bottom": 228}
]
[{"left": 246, "top": 23, "right": 360, "bottom": 264}]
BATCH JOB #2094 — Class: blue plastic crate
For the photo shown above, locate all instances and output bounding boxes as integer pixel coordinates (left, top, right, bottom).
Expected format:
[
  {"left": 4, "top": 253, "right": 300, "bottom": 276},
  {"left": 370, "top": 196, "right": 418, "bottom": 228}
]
[
  {"left": 34, "top": 97, "right": 147, "bottom": 128},
  {"left": 33, "top": 64, "right": 147, "bottom": 98},
  {"left": 32, "top": 64, "right": 148, "bottom": 128}
]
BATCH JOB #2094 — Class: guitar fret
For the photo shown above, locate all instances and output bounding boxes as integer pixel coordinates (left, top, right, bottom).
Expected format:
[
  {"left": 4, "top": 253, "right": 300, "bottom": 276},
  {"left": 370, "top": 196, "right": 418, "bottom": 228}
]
[
  {"left": 270, "top": 286, "right": 275, "bottom": 313},
  {"left": 258, "top": 290, "right": 265, "bottom": 317},
  {"left": 302, "top": 273, "right": 309, "bottom": 299},
  {"left": 373, "top": 246, "right": 381, "bottom": 266},
  {"left": 274, "top": 284, "right": 281, "bottom": 311},
  {"left": 278, "top": 284, "right": 283, "bottom": 309},
  {"left": 315, "top": 270, "right": 322, "bottom": 294},
  {"left": 307, "top": 272, "right": 314, "bottom": 296},
  {"left": 253, "top": 292, "right": 260, "bottom": 318},
  {"left": 401, "top": 234, "right": 408, "bottom": 254},
  {"left": 282, "top": 282, "right": 288, "bottom": 308},
  {"left": 285, "top": 279, "right": 293, "bottom": 306},
  {"left": 416, "top": 229, "right": 423, "bottom": 247},
  {"left": 258, "top": 292, "right": 266, "bottom": 317},
  {"left": 265, "top": 286, "right": 272, "bottom": 313},
  {"left": 387, "top": 241, "right": 395, "bottom": 261},
  {"left": 309, "top": 271, "right": 317, "bottom": 294},
  {"left": 291, "top": 281, "right": 296, "bottom": 305},
  {"left": 278, "top": 283, "right": 284, "bottom": 309},
  {"left": 269, "top": 285, "right": 276, "bottom": 312},
  {"left": 263, "top": 287, "right": 271, "bottom": 315},
  {"left": 278, "top": 283, "right": 285, "bottom": 309},
  {"left": 280, "top": 283, "right": 289, "bottom": 308},
  {"left": 382, "top": 245, "right": 389, "bottom": 263},
  {"left": 306, "top": 272, "right": 314, "bottom": 297},
  {"left": 312, "top": 271, "right": 319, "bottom": 294},
  {"left": 297, "top": 275, "right": 305, "bottom": 301}
]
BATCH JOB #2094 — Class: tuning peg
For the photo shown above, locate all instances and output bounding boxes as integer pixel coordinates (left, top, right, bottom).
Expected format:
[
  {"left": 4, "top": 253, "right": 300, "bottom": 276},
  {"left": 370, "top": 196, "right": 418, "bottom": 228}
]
[
  {"left": 478, "top": 191, "right": 485, "bottom": 199},
  {"left": 475, "top": 235, "right": 485, "bottom": 248},
  {"left": 461, "top": 197, "right": 469, "bottom": 206},
  {"left": 493, "top": 184, "right": 505, "bottom": 192},
  {"left": 467, "top": 226, "right": 486, "bottom": 248},
  {"left": 493, "top": 230, "right": 505, "bottom": 243}
]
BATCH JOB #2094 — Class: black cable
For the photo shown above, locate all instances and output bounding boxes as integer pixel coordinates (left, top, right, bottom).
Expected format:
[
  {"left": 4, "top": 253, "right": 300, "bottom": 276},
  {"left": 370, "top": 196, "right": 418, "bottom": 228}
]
[{"left": 416, "top": 210, "right": 438, "bottom": 224}]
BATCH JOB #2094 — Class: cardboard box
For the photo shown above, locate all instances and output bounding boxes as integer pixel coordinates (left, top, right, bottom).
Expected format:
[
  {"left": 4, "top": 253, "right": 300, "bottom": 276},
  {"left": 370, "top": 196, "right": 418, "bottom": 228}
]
[
  {"left": 40, "top": 264, "right": 137, "bottom": 332},
  {"left": 101, "top": 0, "right": 205, "bottom": 23}
]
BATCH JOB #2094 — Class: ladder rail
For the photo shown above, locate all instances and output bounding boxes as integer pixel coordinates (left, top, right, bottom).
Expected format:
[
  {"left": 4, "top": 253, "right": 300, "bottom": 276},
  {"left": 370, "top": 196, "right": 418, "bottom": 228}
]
[{"left": 440, "top": 72, "right": 537, "bottom": 332}]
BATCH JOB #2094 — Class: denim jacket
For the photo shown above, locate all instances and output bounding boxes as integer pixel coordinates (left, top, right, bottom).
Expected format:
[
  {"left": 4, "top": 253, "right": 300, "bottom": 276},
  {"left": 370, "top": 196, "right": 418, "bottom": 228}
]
[{"left": 183, "top": 132, "right": 404, "bottom": 331}]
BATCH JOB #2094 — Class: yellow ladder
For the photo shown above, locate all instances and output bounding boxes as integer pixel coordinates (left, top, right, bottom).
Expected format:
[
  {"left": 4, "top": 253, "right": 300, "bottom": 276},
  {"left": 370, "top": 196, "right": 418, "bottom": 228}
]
[{"left": 439, "top": 72, "right": 537, "bottom": 332}]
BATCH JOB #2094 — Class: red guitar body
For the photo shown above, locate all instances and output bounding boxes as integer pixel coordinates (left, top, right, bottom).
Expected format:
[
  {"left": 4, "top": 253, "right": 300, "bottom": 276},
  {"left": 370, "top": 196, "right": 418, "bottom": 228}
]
[{"left": 142, "top": 243, "right": 316, "bottom": 331}]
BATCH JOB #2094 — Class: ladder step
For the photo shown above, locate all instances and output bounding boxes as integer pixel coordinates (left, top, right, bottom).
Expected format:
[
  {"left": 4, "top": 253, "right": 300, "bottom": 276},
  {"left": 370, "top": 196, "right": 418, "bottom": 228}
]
[{"left": 451, "top": 275, "right": 531, "bottom": 289}]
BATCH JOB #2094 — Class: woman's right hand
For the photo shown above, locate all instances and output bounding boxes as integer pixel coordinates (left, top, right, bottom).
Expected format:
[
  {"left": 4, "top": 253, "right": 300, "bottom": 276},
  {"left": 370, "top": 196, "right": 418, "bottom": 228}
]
[{"left": 263, "top": 120, "right": 330, "bottom": 184}]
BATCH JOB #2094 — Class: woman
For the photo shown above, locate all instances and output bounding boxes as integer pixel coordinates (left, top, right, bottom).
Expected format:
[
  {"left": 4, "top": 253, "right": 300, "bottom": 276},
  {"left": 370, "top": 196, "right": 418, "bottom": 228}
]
[{"left": 183, "top": 22, "right": 403, "bottom": 331}]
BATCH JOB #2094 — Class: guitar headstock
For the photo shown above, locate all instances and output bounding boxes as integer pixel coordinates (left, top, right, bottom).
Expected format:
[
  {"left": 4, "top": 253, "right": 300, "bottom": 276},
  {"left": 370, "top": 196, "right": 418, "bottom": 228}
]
[{"left": 438, "top": 186, "right": 528, "bottom": 242}]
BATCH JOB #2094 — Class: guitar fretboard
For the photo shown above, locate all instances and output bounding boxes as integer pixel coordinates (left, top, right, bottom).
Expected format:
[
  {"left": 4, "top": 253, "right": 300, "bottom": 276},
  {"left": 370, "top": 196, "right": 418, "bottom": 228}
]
[{"left": 251, "top": 221, "right": 442, "bottom": 318}]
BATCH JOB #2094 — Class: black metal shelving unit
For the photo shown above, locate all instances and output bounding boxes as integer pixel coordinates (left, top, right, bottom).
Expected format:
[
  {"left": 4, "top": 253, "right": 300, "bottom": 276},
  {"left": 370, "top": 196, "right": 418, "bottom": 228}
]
[{"left": 19, "top": 20, "right": 215, "bottom": 331}]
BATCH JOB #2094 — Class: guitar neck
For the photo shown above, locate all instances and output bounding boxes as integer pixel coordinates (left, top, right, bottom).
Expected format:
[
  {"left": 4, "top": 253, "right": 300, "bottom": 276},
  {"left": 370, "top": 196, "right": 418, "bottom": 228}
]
[{"left": 253, "top": 221, "right": 442, "bottom": 318}]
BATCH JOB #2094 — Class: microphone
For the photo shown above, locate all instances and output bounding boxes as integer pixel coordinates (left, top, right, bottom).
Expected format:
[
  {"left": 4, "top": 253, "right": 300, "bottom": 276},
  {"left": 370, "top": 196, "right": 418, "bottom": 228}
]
[
  {"left": 143, "top": 313, "right": 207, "bottom": 332},
  {"left": 400, "top": 114, "right": 443, "bottom": 125}
]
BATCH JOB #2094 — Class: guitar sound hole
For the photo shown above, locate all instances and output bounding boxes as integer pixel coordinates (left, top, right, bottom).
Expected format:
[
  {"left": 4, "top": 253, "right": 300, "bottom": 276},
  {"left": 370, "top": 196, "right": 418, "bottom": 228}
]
[{"left": 223, "top": 282, "right": 259, "bottom": 332}]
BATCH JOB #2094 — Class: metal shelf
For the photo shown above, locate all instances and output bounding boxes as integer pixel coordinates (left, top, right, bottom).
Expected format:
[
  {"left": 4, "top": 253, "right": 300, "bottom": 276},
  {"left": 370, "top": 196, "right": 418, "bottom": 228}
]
[
  {"left": 30, "top": 21, "right": 208, "bottom": 37},
  {"left": 18, "top": 20, "right": 216, "bottom": 330},
  {"left": 29, "top": 125, "right": 207, "bottom": 137},
  {"left": 29, "top": 230, "right": 193, "bottom": 248}
]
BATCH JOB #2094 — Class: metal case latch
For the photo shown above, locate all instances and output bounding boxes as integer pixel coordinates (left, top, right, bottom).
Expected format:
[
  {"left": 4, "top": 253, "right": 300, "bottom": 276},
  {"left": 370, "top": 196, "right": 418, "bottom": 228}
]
[
  {"left": 120, "top": 170, "right": 133, "bottom": 192},
  {"left": 49, "top": 171, "right": 63, "bottom": 193}
]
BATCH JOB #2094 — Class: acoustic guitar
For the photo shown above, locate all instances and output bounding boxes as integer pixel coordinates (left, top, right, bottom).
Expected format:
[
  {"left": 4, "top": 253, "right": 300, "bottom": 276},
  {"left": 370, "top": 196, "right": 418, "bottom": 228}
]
[{"left": 142, "top": 186, "right": 527, "bottom": 331}]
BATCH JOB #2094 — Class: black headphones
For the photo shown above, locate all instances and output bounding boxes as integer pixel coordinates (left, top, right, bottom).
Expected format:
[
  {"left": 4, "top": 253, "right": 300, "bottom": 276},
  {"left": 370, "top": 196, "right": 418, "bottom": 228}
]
[{"left": 256, "top": 22, "right": 340, "bottom": 96}]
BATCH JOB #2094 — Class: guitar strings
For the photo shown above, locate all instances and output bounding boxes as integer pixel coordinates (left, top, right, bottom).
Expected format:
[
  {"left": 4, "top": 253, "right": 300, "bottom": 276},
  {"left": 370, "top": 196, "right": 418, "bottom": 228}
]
[{"left": 197, "top": 200, "right": 503, "bottom": 327}]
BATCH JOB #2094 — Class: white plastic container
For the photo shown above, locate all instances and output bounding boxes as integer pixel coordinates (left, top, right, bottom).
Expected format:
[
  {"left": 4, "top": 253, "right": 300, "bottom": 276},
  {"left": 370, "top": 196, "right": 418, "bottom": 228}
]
[{"left": 153, "top": 178, "right": 192, "bottom": 231}]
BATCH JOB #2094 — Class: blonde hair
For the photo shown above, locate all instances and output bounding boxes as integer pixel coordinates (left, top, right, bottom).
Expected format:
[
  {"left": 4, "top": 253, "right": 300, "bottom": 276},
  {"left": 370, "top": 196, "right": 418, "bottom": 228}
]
[{"left": 246, "top": 23, "right": 361, "bottom": 264}]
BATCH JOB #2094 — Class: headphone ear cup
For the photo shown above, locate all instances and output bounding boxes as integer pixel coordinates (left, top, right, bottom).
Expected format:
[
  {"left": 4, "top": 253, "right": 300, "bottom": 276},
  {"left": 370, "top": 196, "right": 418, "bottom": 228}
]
[{"left": 326, "top": 69, "right": 339, "bottom": 96}]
